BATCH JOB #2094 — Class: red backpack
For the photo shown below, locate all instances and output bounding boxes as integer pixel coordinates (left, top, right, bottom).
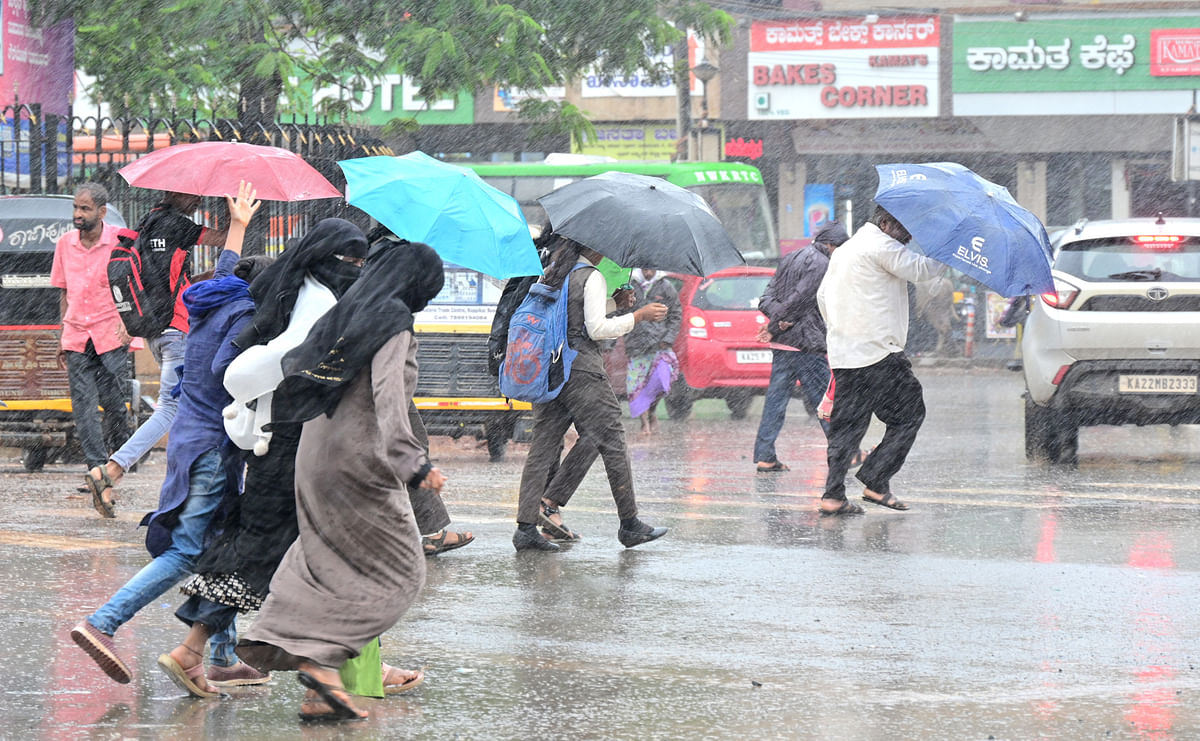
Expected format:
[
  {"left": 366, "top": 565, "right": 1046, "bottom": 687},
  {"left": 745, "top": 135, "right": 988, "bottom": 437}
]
[{"left": 107, "top": 207, "right": 191, "bottom": 337}]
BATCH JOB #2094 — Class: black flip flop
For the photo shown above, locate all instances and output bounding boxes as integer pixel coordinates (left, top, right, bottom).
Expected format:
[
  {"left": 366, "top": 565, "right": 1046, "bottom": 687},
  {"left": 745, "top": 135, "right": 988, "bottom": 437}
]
[
  {"left": 83, "top": 469, "right": 116, "bottom": 519},
  {"left": 862, "top": 492, "right": 909, "bottom": 511},
  {"left": 297, "top": 671, "right": 366, "bottom": 722},
  {"left": 756, "top": 461, "right": 789, "bottom": 473},
  {"left": 819, "top": 499, "right": 864, "bottom": 516}
]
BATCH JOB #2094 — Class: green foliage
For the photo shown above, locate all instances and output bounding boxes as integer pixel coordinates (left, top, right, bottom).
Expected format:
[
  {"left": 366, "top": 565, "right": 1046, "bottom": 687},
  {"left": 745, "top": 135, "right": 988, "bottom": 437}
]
[{"left": 31, "top": 0, "right": 732, "bottom": 124}]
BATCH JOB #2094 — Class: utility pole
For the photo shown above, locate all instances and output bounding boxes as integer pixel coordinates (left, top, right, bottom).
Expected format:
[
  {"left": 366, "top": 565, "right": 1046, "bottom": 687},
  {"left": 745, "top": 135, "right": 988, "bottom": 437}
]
[{"left": 674, "top": 47, "right": 692, "bottom": 162}]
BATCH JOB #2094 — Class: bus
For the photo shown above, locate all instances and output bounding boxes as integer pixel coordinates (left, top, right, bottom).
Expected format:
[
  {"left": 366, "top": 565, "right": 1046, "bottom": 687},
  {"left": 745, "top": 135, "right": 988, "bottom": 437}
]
[{"left": 411, "top": 159, "right": 778, "bottom": 459}]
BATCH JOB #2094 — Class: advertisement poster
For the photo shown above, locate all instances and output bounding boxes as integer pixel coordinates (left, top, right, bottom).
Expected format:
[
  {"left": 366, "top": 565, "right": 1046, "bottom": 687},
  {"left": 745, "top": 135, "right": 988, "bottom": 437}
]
[
  {"left": 803, "top": 184, "right": 834, "bottom": 237},
  {"left": 747, "top": 16, "right": 940, "bottom": 120},
  {"left": 493, "top": 85, "right": 566, "bottom": 113},
  {"left": 0, "top": 1, "right": 74, "bottom": 115},
  {"left": 985, "top": 291, "right": 1016, "bottom": 339}
]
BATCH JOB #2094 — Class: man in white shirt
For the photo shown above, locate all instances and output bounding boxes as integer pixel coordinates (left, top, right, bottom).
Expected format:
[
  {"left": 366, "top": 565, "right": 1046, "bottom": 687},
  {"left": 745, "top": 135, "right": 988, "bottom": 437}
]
[{"left": 815, "top": 205, "right": 946, "bottom": 515}]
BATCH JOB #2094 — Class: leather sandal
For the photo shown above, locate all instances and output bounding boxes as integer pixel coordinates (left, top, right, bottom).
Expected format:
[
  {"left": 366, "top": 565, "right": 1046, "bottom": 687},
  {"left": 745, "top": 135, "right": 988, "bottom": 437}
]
[{"left": 538, "top": 501, "right": 580, "bottom": 542}]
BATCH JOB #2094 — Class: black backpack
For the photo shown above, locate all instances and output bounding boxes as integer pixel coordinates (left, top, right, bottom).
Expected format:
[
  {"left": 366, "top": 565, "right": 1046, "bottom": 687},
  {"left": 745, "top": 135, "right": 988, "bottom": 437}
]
[{"left": 107, "top": 208, "right": 192, "bottom": 337}]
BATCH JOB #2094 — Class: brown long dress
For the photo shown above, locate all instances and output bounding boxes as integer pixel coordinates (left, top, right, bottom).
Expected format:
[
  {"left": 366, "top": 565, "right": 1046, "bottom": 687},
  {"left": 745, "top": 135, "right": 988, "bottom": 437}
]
[{"left": 237, "top": 332, "right": 428, "bottom": 670}]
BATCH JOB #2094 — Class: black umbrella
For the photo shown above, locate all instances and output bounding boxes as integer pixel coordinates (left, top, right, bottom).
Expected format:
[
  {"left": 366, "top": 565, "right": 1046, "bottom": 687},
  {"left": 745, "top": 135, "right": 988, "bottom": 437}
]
[{"left": 537, "top": 171, "right": 744, "bottom": 276}]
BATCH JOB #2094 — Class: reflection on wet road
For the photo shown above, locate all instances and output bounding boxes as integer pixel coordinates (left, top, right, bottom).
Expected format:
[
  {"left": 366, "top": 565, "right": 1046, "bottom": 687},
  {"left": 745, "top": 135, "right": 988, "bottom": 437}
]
[{"left": 2, "top": 368, "right": 1198, "bottom": 739}]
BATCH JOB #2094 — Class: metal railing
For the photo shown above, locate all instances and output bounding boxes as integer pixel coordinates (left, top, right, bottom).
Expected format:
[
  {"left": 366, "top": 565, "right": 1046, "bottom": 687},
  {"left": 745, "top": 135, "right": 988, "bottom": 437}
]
[{"left": 0, "top": 103, "right": 393, "bottom": 267}]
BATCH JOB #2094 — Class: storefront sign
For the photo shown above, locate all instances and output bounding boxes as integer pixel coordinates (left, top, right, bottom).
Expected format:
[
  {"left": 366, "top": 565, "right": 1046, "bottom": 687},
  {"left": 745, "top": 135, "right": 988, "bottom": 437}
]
[
  {"left": 582, "top": 32, "right": 704, "bottom": 98},
  {"left": 1151, "top": 28, "right": 1200, "bottom": 76},
  {"left": 747, "top": 16, "right": 940, "bottom": 120},
  {"left": 574, "top": 125, "right": 679, "bottom": 160},
  {"left": 286, "top": 74, "right": 473, "bottom": 125},
  {"left": 953, "top": 15, "right": 1200, "bottom": 115},
  {"left": 724, "top": 137, "right": 763, "bottom": 159}
]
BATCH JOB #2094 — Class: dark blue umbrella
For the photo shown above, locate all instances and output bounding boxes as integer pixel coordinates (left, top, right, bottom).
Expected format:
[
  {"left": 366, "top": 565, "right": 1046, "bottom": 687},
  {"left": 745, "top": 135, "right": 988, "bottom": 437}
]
[{"left": 874, "top": 163, "right": 1054, "bottom": 297}]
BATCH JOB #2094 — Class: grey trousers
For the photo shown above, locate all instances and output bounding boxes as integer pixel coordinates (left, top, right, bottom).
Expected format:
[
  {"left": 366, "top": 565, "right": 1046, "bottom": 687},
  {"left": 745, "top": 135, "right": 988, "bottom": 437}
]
[
  {"left": 517, "top": 369, "right": 637, "bottom": 524},
  {"left": 65, "top": 342, "right": 130, "bottom": 469}
]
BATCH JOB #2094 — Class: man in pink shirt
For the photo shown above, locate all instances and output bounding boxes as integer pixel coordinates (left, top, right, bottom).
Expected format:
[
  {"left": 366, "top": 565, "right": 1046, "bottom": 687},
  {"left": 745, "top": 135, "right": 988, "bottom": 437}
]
[{"left": 51, "top": 183, "right": 130, "bottom": 498}]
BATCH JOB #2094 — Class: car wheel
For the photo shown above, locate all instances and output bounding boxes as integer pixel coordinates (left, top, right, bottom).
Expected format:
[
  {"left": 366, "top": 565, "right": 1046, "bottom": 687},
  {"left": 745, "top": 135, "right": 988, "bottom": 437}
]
[
  {"left": 665, "top": 384, "right": 695, "bottom": 420},
  {"left": 725, "top": 391, "right": 753, "bottom": 420},
  {"left": 22, "top": 446, "right": 48, "bottom": 473},
  {"left": 1024, "top": 396, "right": 1053, "bottom": 460},
  {"left": 1047, "top": 417, "right": 1079, "bottom": 466},
  {"left": 1026, "top": 396, "right": 1078, "bottom": 465}
]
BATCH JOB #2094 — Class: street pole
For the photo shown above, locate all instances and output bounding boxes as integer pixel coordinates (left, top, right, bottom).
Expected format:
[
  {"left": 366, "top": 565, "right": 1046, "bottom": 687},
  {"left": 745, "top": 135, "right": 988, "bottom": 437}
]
[{"left": 674, "top": 50, "right": 692, "bottom": 162}]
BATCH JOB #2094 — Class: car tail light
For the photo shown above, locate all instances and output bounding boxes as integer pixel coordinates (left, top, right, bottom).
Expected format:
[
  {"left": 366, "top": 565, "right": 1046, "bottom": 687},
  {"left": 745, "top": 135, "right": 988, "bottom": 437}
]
[
  {"left": 688, "top": 315, "right": 708, "bottom": 338},
  {"left": 1131, "top": 235, "right": 1185, "bottom": 251},
  {"left": 1051, "top": 365, "right": 1070, "bottom": 385},
  {"left": 1041, "top": 278, "right": 1080, "bottom": 310}
]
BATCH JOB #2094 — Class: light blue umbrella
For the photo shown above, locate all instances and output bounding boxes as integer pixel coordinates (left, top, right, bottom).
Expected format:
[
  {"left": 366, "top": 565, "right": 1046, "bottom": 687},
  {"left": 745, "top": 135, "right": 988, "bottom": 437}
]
[
  {"left": 339, "top": 153, "right": 542, "bottom": 279},
  {"left": 874, "top": 162, "right": 1053, "bottom": 297}
]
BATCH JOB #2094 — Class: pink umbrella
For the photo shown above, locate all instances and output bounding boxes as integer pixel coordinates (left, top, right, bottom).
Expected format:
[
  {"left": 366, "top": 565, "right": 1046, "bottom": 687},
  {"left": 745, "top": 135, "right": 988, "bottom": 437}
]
[{"left": 118, "top": 141, "right": 341, "bottom": 201}]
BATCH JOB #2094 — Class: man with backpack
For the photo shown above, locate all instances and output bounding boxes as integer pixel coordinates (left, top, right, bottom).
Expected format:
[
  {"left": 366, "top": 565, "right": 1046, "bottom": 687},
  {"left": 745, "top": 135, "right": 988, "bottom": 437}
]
[
  {"left": 82, "top": 191, "right": 227, "bottom": 517},
  {"left": 505, "top": 235, "right": 669, "bottom": 551}
]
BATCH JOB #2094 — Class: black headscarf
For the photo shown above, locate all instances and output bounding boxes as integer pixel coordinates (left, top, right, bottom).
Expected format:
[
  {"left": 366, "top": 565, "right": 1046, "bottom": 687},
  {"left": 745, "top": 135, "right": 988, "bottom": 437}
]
[
  {"left": 233, "top": 218, "right": 369, "bottom": 349},
  {"left": 273, "top": 240, "right": 445, "bottom": 425}
]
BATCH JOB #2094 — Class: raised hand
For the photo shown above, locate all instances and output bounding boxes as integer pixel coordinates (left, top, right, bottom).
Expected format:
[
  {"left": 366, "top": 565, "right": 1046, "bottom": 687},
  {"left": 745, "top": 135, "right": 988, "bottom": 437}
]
[{"left": 225, "top": 180, "right": 261, "bottom": 227}]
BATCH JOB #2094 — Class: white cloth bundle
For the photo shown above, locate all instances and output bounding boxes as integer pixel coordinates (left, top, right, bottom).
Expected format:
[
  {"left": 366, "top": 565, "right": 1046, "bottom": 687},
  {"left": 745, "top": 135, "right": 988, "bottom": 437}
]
[{"left": 223, "top": 275, "right": 338, "bottom": 454}]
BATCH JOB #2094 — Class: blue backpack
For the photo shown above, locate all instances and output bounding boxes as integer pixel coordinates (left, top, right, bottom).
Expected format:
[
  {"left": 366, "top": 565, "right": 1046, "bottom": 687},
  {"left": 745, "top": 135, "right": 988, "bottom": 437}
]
[{"left": 500, "top": 264, "right": 589, "bottom": 403}]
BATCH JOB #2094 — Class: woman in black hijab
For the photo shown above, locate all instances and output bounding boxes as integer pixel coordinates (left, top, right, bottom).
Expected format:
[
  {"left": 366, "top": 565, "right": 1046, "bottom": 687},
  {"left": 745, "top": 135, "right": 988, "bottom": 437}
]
[
  {"left": 237, "top": 241, "right": 446, "bottom": 723},
  {"left": 233, "top": 217, "right": 368, "bottom": 350},
  {"left": 163, "top": 218, "right": 369, "bottom": 694}
]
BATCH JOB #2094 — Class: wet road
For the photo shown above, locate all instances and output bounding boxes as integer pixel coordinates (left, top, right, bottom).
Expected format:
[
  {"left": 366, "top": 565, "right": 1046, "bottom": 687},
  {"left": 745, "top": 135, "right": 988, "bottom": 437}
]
[{"left": 3, "top": 367, "right": 1199, "bottom": 740}]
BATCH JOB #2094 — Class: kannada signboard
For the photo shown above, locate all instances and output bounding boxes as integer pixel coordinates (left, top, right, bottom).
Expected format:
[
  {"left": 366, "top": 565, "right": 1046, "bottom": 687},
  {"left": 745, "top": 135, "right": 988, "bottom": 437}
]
[
  {"left": 953, "top": 15, "right": 1200, "bottom": 115},
  {"left": 747, "top": 16, "right": 940, "bottom": 120},
  {"left": 574, "top": 124, "right": 679, "bottom": 160},
  {"left": 581, "top": 32, "right": 704, "bottom": 98}
]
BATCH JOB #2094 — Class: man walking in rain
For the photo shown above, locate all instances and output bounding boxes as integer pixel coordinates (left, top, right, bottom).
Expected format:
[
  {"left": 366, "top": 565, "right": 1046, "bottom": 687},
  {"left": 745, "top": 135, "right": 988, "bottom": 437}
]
[
  {"left": 815, "top": 205, "right": 945, "bottom": 515},
  {"left": 52, "top": 184, "right": 131, "bottom": 487},
  {"left": 752, "top": 220, "right": 847, "bottom": 472}
]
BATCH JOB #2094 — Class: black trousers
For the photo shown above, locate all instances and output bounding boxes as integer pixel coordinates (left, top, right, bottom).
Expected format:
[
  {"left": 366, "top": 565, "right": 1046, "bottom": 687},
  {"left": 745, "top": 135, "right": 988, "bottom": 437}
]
[
  {"left": 823, "top": 352, "right": 925, "bottom": 501},
  {"left": 407, "top": 402, "right": 450, "bottom": 535},
  {"left": 517, "top": 369, "right": 636, "bottom": 524}
]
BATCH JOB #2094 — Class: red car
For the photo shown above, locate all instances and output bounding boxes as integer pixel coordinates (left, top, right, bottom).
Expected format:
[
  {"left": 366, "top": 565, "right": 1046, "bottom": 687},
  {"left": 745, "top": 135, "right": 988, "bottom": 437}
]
[
  {"left": 603, "top": 266, "right": 783, "bottom": 419},
  {"left": 665, "top": 266, "right": 776, "bottom": 419}
]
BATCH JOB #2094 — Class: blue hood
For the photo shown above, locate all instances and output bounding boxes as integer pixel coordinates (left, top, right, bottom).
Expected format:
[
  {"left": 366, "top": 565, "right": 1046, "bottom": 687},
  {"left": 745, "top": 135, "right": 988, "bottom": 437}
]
[{"left": 183, "top": 275, "right": 251, "bottom": 318}]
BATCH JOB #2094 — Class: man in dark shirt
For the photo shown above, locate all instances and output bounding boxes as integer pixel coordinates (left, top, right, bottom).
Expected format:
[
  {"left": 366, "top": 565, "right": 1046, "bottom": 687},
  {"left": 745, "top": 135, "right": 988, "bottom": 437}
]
[
  {"left": 752, "top": 221, "right": 848, "bottom": 472},
  {"left": 84, "top": 191, "right": 227, "bottom": 516}
]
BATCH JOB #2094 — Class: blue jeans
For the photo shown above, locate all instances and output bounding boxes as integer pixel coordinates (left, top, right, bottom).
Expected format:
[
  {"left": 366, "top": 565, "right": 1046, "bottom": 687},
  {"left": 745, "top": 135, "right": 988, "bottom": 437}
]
[
  {"left": 65, "top": 342, "right": 130, "bottom": 470},
  {"left": 110, "top": 330, "right": 186, "bottom": 472},
  {"left": 88, "top": 449, "right": 236, "bottom": 664},
  {"left": 752, "top": 350, "right": 831, "bottom": 464}
]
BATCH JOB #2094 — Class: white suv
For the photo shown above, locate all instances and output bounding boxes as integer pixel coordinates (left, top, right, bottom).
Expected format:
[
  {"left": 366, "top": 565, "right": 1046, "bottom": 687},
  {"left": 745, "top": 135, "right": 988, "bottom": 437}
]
[{"left": 1022, "top": 216, "right": 1200, "bottom": 464}]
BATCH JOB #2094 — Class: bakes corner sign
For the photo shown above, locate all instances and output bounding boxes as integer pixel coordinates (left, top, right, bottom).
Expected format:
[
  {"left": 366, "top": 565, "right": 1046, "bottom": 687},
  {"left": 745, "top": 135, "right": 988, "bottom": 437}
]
[{"left": 747, "top": 16, "right": 940, "bottom": 120}]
